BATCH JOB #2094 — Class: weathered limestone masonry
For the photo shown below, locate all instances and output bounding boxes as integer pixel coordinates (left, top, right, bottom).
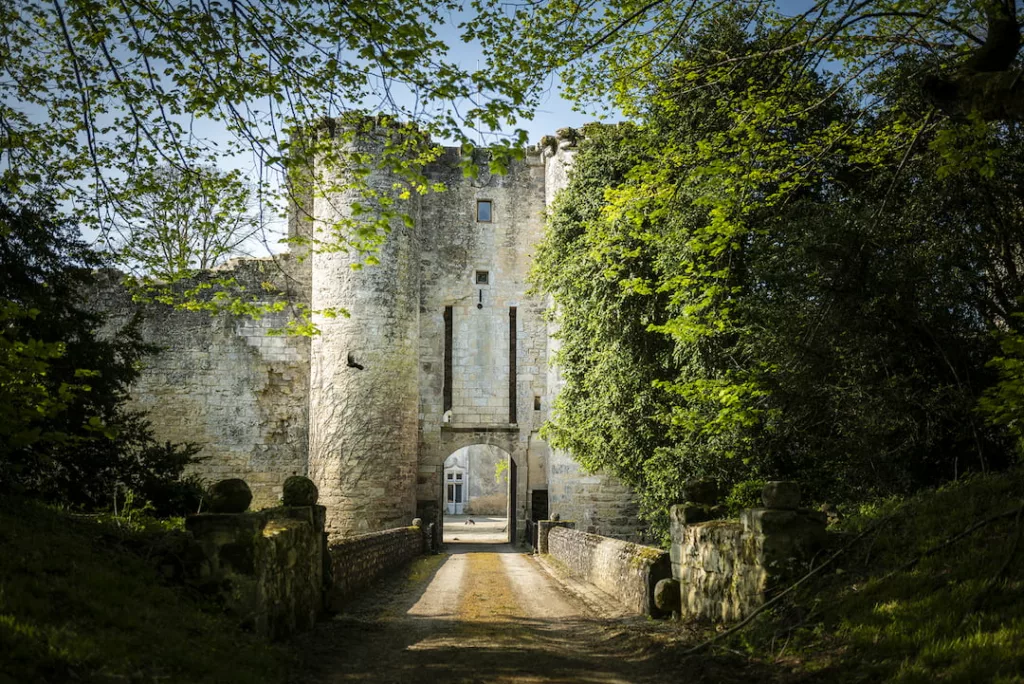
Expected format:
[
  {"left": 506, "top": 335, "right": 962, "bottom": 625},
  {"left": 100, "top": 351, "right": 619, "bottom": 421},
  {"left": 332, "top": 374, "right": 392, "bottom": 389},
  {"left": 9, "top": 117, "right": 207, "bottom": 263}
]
[
  {"left": 540, "top": 521, "right": 671, "bottom": 616},
  {"left": 668, "top": 482, "right": 828, "bottom": 622},
  {"left": 306, "top": 128, "right": 421, "bottom": 538},
  {"left": 96, "top": 257, "right": 311, "bottom": 509},
  {"left": 186, "top": 500, "right": 327, "bottom": 639},
  {"left": 98, "top": 122, "right": 644, "bottom": 542},
  {"left": 182, "top": 476, "right": 430, "bottom": 638},
  {"left": 299, "top": 122, "right": 642, "bottom": 542},
  {"left": 411, "top": 142, "right": 554, "bottom": 542},
  {"left": 536, "top": 483, "right": 829, "bottom": 622},
  {"left": 328, "top": 525, "right": 426, "bottom": 608}
]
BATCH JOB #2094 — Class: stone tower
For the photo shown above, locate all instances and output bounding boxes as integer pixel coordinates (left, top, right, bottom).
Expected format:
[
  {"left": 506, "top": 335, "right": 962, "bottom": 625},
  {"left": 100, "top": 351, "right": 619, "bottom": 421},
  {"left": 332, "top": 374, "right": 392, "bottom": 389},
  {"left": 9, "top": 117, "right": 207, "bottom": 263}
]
[
  {"left": 102, "top": 122, "right": 646, "bottom": 544},
  {"left": 307, "top": 122, "right": 421, "bottom": 538}
]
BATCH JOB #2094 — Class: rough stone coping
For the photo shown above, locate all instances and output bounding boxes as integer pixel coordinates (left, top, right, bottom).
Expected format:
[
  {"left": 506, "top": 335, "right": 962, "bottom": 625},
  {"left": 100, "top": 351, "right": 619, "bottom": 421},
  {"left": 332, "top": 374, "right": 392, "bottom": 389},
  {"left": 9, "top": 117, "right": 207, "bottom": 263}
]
[
  {"left": 263, "top": 519, "right": 305, "bottom": 538},
  {"left": 548, "top": 526, "right": 668, "bottom": 567},
  {"left": 187, "top": 505, "right": 326, "bottom": 535},
  {"left": 327, "top": 525, "right": 422, "bottom": 549},
  {"left": 740, "top": 507, "right": 828, "bottom": 534}
]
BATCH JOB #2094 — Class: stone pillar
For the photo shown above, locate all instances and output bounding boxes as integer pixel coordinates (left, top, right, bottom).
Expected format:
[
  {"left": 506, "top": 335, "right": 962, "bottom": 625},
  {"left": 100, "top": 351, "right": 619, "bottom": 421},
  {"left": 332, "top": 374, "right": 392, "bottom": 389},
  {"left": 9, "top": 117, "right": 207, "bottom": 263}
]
[
  {"left": 669, "top": 481, "right": 830, "bottom": 622},
  {"left": 308, "top": 121, "right": 421, "bottom": 540},
  {"left": 537, "top": 519, "right": 575, "bottom": 554},
  {"left": 741, "top": 482, "right": 828, "bottom": 581}
]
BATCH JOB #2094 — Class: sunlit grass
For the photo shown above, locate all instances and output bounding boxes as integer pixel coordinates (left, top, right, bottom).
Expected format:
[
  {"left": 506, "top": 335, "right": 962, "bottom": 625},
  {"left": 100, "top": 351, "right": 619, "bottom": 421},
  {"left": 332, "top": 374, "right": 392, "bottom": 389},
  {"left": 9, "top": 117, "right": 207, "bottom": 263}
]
[{"left": 734, "top": 468, "right": 1024, "bottom": 682}]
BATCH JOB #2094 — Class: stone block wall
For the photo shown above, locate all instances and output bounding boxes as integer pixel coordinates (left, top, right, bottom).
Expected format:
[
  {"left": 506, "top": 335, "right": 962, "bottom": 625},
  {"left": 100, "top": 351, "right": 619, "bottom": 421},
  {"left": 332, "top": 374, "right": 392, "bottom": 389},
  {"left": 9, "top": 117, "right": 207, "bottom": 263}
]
[
  {"left": 328, "top": 525, "right": 425, "bottom": 607},
  {"left": 185, "top": 504, "right": 327, "bottom": 640},
  {"left": 546, "top": 525, "right": 671, "bottom": 616},
  {"left": 669, "top": 497, "right": 828, "bottom": 622},
  {"left": 669, "top": 518, "right": 752, "bottom": 622},
  {"left": 94, "top": 258, "right": 311, "bottom": 509},
  {"left": 546, "top": 447, "right": 642, "bottom": 541},
  {"left": 308, "top": 130, "right": 421, "bottom": 538}
]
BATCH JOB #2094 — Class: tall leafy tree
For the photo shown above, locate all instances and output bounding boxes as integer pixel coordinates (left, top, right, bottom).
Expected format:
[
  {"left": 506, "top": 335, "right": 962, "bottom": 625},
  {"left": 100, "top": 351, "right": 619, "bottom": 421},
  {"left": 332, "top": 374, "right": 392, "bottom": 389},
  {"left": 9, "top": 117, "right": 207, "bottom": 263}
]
[
  {"left": 107, "top": 164, "right": 261, "bottom": 280},
  {"left": 0, "top": 0, "right": 544, "bottom": 318},
  {"left": 534, "top": 13, "right": 1024, "bottom": 534},
  {"left": 0, "top": 193, "right": 201, "bottom": 512},
  {"left": 477, "top": 0, "right": 1023, "bottom": 122}
]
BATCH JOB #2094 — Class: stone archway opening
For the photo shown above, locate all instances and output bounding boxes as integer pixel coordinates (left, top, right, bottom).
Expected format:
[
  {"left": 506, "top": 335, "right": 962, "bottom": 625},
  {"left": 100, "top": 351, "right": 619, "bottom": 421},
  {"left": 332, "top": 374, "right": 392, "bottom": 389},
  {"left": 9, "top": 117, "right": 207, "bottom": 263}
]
[{"left": 442, "top": 444, "right": 512, "bottom": 545}]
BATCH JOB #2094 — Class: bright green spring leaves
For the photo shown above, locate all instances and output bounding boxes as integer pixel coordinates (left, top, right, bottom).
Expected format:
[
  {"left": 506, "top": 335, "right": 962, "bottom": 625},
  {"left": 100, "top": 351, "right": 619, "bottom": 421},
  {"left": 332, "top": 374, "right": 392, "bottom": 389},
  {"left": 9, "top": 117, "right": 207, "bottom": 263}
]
[
  {"left": 533, "top": 14, "right": 1024, "bottom": 533},
  {"left": 0, "top": 0, "right": 534, "bottom": 326}
]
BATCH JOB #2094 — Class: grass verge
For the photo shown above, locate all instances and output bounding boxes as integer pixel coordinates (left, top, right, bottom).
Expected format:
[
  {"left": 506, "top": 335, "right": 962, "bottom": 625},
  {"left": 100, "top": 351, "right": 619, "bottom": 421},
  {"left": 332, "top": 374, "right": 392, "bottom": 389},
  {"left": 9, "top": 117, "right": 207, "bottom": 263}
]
[
  {"left": 0, "top": 497, "right": 290, "bottom": 684},
  {"left": 715, "top": 468, "right": 1024, "bottom": 682}
]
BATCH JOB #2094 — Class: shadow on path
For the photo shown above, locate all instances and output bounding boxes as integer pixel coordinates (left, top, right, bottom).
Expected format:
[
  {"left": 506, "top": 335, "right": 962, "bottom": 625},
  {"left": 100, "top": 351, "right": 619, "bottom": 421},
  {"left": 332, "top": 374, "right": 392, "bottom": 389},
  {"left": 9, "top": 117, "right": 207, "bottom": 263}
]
[{"left": 290, "top": 545, "right": 780, "bottom": 684}]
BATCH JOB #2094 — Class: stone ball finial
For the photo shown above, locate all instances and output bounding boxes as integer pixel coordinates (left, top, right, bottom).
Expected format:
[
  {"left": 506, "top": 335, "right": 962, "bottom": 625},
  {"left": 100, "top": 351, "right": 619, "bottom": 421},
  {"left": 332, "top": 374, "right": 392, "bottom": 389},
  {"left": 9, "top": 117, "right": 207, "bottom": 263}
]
[
  {"left": 412, "top": 517, "right": 423, "bottom": 528},
  {"left": 550, "top": 512, "right": 561, "bottom": 522},
  {"left": 654, "top": 578, "right": 681, "bottom": 615},
  {"left": 207, "top": 478, "right": 252, "bottom": 513},
  {"left": 282, "top": 475, "right": 319, "bottom": 506},
  {"left": 762, "top": 481, "right": 801, "bottom": 510}
]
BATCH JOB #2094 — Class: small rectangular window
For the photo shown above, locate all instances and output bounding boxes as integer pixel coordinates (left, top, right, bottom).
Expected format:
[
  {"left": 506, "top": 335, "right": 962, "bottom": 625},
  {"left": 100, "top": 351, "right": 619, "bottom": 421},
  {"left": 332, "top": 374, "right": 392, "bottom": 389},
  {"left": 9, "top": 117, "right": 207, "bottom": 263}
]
[
  {"left": 476, "top": 199, "right": 492, "bottom": 222},
  {"left": 534, "top": 395, "right": 541, "bottom": 411},
  {"left": 447, "top": 473, "right": 453, "bottom": 480},
  {"left": 475, "top": 270, "right": 490, "bottom": 285}
]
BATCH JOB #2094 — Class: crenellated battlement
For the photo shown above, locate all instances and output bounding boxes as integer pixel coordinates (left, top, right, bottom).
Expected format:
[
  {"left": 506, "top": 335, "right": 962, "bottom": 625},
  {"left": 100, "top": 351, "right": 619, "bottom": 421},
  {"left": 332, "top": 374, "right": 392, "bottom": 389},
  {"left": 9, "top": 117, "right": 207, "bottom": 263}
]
[{"left": 93, "top": 122, "right": 642, "bottom": 544}]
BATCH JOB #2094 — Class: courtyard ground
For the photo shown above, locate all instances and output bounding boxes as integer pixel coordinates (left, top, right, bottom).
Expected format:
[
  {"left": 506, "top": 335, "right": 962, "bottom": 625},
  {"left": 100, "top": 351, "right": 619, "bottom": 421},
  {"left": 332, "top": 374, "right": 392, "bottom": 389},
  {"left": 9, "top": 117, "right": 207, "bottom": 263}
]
[{"left": 443, "top": 514, "right": 508, "bottom": 544}]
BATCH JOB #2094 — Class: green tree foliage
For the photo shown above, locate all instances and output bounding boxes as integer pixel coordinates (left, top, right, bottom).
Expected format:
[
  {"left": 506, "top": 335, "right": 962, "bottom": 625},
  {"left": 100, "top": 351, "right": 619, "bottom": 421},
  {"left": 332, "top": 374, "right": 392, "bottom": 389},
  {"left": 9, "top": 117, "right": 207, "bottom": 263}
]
[
  {"left": 534, "top": 13, "right": 1024, "bottom": 532},
  {"left": 478, "top": 0, "right": 1023, "bottom": 123},
  {"left": 106, "top": 164, "right": 261, "bottom": 280},
  {"left": 0, "top": 0, "right": 543, "bottom": 312},
  {"left": 0, "top": 194, "right": 201, "bottom": 513}
]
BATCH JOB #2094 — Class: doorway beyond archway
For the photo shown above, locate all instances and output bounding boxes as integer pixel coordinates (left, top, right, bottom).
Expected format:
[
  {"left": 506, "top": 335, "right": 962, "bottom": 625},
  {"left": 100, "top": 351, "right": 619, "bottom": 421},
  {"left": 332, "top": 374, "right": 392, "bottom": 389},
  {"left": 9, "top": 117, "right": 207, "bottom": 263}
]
[{"left": 442, "top": 444, "right": 513, "bottom": 544}]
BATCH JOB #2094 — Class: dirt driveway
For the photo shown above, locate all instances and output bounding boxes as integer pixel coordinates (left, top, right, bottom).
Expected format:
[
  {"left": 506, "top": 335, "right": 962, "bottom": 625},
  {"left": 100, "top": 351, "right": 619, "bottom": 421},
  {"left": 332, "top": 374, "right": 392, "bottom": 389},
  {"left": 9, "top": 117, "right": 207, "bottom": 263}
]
[{"left": 292, "top": 543, "right": 682, "bottom": 683}]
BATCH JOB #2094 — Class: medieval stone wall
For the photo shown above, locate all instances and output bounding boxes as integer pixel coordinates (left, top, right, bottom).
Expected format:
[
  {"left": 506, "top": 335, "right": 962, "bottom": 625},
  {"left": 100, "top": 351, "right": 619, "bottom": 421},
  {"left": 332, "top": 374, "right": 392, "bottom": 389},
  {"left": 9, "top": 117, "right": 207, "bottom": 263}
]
[
  {"left": 544, "top": 524, "right": 671, "bottom": 616},
  {"left": 95, "top": 122, "right": 648, "bottom": 542},
  {"left": 668, "top": 498, "right": 829, "bottom": 622},
  {"left": 414, "top": 146, "right": 550, "bottom": 534},
  {"left": 308, "top": 127, "right": 421, "bottom": 539},
  {"left": 328, "top": 526, "right": 425, "bottom": 607},
  {"left": 96, "top": 258, "right": 311, "bottom": 509},
  {"left": 186, "top": 503, "right": 327, "bottom": 640}
]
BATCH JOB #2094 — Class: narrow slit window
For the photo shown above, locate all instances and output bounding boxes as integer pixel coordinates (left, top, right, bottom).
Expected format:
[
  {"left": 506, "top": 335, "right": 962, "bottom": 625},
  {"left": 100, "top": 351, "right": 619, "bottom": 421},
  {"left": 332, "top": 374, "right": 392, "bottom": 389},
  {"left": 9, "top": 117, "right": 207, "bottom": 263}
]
[
  {"left": 509, "top": 307, "right": 517, "bottom": 424},
  {"left": 534, "top": 395, "right": 541, "bottom": 411},
  {"left": 443, "top": 306, "right": 453, "bottom": 413},
  {"left": 475, "top": 270, "right": 490, "bottom": 285},
  {"left": 476, "top": 199, "right": 492, "bottom": 222}
]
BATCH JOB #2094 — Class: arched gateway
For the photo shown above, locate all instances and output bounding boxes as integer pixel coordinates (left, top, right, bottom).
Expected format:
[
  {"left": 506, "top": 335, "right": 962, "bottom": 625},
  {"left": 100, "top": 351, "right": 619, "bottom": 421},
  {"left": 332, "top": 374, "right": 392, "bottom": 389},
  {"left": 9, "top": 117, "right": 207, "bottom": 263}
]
[{"left": 106, "top": 123, "right": 644, "bottom": 545}]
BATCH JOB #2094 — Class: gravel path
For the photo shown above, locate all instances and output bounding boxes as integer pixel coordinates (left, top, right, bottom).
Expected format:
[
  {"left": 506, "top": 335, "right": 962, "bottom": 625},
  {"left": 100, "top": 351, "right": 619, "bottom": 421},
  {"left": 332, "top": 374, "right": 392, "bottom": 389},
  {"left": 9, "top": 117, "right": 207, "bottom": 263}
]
[{"left": 292, "top": 543, "right": 676, "bottom": 684}]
